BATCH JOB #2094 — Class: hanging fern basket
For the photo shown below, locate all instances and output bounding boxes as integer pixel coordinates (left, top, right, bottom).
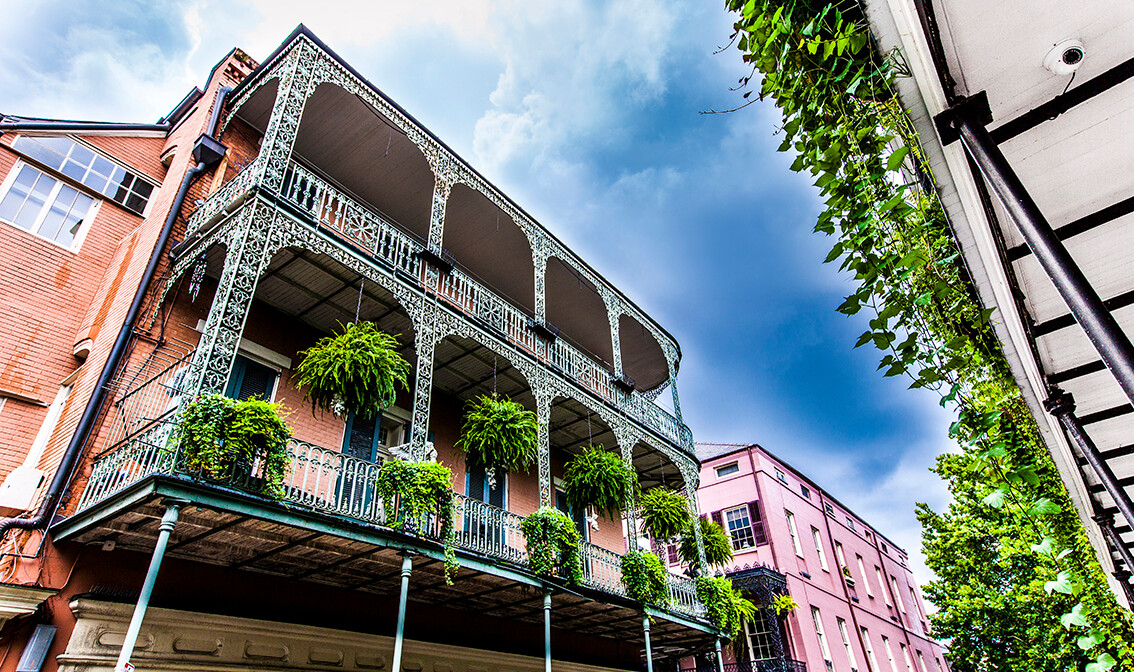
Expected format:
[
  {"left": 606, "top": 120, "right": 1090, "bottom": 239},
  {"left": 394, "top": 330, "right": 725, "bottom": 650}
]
[
  {"left": 521, "top": 507, "right": 583, "bottom": 584},
  {"left": 562, "top": 445, "right": 638, "bottom": 520},
  {"left": 639, "top": 487, "right": 692, "bottom": 541},
  {"left": 455, "top": 394, "right": 539, "bottom": 476},
  {"left": 679, "top": 516, "right": 734, "bottom": 567},
  {"left": 295, "top": 321, "right": 410, "bottom": 418}
]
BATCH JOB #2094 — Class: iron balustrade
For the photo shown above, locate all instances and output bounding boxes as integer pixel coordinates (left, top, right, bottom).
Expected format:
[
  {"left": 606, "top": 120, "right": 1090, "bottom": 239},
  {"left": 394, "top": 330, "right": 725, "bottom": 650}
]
[
  {"left": 681, "top": 661, "right": 807, "bottom": 672},
  {"left": 182, "top": 157, "right": 691, "bottom": 449}
]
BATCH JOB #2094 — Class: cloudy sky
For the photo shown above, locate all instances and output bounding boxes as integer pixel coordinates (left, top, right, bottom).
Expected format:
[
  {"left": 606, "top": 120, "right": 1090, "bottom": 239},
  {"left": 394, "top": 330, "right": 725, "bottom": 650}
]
[{"left": 0, "top": 0, "right": 953, "bottom": 586}]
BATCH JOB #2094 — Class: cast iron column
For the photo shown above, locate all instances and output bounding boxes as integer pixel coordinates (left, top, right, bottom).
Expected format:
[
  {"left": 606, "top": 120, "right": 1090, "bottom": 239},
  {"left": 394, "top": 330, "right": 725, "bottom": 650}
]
[
  {"left": 114, "top": 501, "right": 182, "bottom": 672},
  {"left": 392, "top": 554, "right": 413, "bottom": 672}
]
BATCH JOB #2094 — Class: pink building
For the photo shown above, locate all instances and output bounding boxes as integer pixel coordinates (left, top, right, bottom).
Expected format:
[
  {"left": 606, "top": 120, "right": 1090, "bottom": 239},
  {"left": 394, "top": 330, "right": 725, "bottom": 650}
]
[{"left": 667, "top": 443, "right": 947, "bottom": 672}]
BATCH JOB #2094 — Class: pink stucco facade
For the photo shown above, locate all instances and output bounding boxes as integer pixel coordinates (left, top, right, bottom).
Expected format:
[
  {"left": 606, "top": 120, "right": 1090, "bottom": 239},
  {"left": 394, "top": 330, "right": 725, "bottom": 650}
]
[{"left": 674, "top": 443, "right": 947, "bottom": 672}]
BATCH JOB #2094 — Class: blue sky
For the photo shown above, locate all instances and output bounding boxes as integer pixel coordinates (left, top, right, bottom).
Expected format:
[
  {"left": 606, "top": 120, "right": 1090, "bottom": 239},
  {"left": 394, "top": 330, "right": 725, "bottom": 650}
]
[{"left": 0, "top": 0, "right": 952, "bottom": 586}]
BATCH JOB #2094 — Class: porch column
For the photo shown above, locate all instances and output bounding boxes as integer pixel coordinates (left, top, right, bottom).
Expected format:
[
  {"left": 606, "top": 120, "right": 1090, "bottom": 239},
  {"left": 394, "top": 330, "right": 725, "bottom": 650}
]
[
  {"left": 943, "top": 93, "right": 1134, "bottom": 408},
  {"left": 114, "top": 501, "right": 183, "bottom": 672},
  {"left": 409, "top": 308, "right": 439, "bottom": 461},
  {"left": 1045, "top": 390, "right": 1134, "bottom": 535},
  {"left": 682, "top": 466, "right": 708, "bottom": 570},
  {"left": 618, "top": 430, "right": 640, "bottom": 550},
  {"left": 714, "top": 638, "right": 725, "bottom": 672},
  {"left": 535, "top": 387, "right": 553, "bottom": 506},
  {"left": 533, "top": 248, "right": 549, "bottom": 326},
  {"left": 391, "top": 554, "right": 413, "bottom": 672},
  {"left": 666, "top": 356, "right": 684, "bottom": 428},
  {"left": 642, "top": 614, "right": 654, "bottom": 672},
  {"left": 258, "top": 40, "right": 317, "bottom": 193},
  {"left": 605, "top": 297, "right": 624, "bottom": 379},
  {"left": 543, "top": 591, "right": 553, "bottom": 672},
  {"left": 182, "top": 204, "right": 274, "bottom": 398}
]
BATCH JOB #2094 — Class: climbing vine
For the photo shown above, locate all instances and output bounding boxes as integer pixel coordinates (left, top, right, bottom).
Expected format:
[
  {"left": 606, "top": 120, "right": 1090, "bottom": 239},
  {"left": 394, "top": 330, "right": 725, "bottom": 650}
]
[
  {"left": 374, "top": 459, "right": 458, "bottom": 581},
  {"left": 521, "top": 507, "right": 584, "bottom": 585},
  {"left": 621, "top": 549, "right": 671, "bottom": 606},
  {"left": 696, "top": 575, "right": 756, "bottom": 639},
  {"left": 725, "top": 0, "right": 1134, "bottom": 669}
]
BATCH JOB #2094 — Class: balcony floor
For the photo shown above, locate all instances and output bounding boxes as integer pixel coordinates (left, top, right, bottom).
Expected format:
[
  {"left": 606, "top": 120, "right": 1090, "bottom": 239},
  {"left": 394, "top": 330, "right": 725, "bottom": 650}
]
[{"left": 53, "top": 474, "right": 714, "bottom": 658}]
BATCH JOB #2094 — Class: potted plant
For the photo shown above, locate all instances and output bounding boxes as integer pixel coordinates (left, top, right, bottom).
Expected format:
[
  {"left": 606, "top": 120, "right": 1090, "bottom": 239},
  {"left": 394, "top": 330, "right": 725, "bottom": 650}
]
[
  {"left": 679, "top": 517, "right": 734, "bottom": 567},
  {"left": 374, "top": 459, "right": 458, "bottom": 581},
  {"left": 695, "top": 575, "right": 756, "bottom": 639},
  {"left": 771, "top": 593, "right": 799, "bottom": 617},
  {"left": 295, "top": 321, "right": 410, "bottom": 418},
  {"left": 521, "top": 507, "right": 582, "bottom": 584},
  {"left": 562, "top": 445, "right": 638, "bottom": 520},
  {"left": 621, "top": 549, "right": 670, "bottom": 606},
  {"left": 177, "top": 393, "right": 292, "bottom": 498},
  {"left": 638, "top": 487, "right": 692, "bottom": 541},
  {"left": 842, "top": 565, "right": 855, "bottom": 586},
  {"left": 455, "top": 394, "right": 539, "bottom": 485}
]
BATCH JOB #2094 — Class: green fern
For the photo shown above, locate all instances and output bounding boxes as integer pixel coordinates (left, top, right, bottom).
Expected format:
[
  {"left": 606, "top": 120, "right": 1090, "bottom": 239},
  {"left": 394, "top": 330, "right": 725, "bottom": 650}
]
[
  {"left": 455, "top": 394, "right": 539, "bottom": 474},
  {"left": 696, "top": 575, "right": 756, "bottom": 639},
  {"left": 639, "top": 487, "right": 692, "bottom": 541},
  {"left": 521, "top": 507, "right": 583, "bottom": 584},
  {"left": 295, "top": 321, "right": 410, "bottom": 418},
  {"left": 374, "top": 459, "right": 458, "bottom": 581},
  {"left": 621, "top": 549, "right": 670, "bottom": 606},
  {"left": 680, "top": 517, "right": 734, "bottom": 567},
  {"left": 562, "top": 445, "right": 639, "bottom": 520}
]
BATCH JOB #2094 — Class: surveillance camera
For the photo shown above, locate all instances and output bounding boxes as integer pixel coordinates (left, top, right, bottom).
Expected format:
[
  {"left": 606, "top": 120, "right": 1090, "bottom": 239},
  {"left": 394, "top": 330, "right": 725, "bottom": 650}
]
[{"left": 1044, "top": 39, "right": 1085, "bottom": 76}]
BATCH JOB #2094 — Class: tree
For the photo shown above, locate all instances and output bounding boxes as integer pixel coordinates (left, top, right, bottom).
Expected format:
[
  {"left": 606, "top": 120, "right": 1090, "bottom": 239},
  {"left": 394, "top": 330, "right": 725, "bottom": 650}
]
[{"left": 917, "top": 450, "right": 1084, "bottom": 671}]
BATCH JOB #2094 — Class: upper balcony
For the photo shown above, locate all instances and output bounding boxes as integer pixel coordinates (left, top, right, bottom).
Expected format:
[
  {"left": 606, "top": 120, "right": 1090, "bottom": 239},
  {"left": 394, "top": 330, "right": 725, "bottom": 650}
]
[{"left": 177, "top": 27, "right": 693, "bottom": 454}]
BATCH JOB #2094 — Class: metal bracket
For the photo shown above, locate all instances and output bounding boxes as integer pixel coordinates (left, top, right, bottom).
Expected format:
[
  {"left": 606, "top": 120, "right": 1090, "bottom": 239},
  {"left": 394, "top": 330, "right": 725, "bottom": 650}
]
[{"left": 934, "top": 90, "right": 992, "bottom": 145}]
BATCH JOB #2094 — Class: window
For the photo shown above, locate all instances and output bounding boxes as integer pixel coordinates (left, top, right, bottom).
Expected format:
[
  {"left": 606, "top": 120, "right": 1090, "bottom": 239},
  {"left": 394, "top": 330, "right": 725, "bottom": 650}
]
[
  {"left": 664, "top": 542, "right": 679, "bottom": 565},
  {"left": 716, "top": 462, "right": 739, "bottom": 477},
  {"left": 881, "top": 636, "right": 898, "bottom": 672},
  {"left": 861, "top": 628, "right": 880, "bottom": 672},
  {"left": 877, "top": 567, "right": 892, "bottom": 606},
  {"left": 812, "top": 527, "right": 828, "bottom": 571},
  {"left": 824, "top": 502, "right": 835, "bottom": 515},
  {"left": 846, "top": 516, "right": 855, "bottom": 530},
  {"left": 881, "top": 542, "right": 889, "bottom": 554},
  {"left": 555, "top": 487, "right": 587, "bottom": 540},
  {"left": 899, "top": 644, "right": 914, "bottom": 672},
  {"left": 834, "top": 541, "right": 848, "bottom": 572},
  {"left": 837, "top": 617, "right": 859, "bottom": 672},
  {"left": 746, "top": 608, "right": 780, "bottom": 661},
  {"left": 11, "top": 135, "right": 155, "bottom": 214},
  {"left": 0, "top": 163, "right": 96, "bottom": 249},
  {"left": 916, "top": 651, "right": 928, "bottom": 672},
  {"left": 724, "top": 505, "right": 756, "bottom": 550},
  {"left": 811, "top": 607, "right": 833, "bottom": 667},
  {"left": 891, "top": 576, "right": 907, "bottom": 613},
  {"left": 908, "top": 587, "right": 922, "bottom": 619},
  {"left": 786, "top": 510, "right": 803, "bottom": 557},
  {"left": 775, "top": 467, "right": 787, "bottom": 483},
  {"left": 224, "top": 354, "right": 279, "bottom": 402},
  {"left": 801, "top": 484, "right": 810, "bottom": 499},
  {"left": 857, "top": 556, "right": 874, "bottom": 597}
]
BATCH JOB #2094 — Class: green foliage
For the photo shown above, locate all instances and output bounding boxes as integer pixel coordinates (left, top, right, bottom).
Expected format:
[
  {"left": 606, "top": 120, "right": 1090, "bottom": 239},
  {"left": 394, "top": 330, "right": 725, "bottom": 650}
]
[
  {"left": 696, "top": 575, "right": 756, "bottom": 639},
  {"left": 562, "top": 446, "right": 638, "bottom": 520},
  {"left": 521, "top": 507, "right": 583, "bottom": 584},
  {"left": 680, "top": 517, "right": 734, "bottom": 567},
  {"left": 295, "top": 321, "right": 410, "bottom": 418},
  {"left": 771, "top": 594, "right": 798, "bottom": 617},
  {"left": 374, "top": 460, "right": 458, "bottom": 581},
  {"left": 621, "top": 550, "right": 670, "bottom": 606},
  {"left": 455, "top": 394, "right": 539, "bottom": 475},
  {"left": 726, "top": 0, "right": 1134, "bottom": 668},
  {"left": 638, "top": 488, "right": 692, "bottom": 541},
  {"left": 177, "top": 393, "right": 292, "bottom": 498}
]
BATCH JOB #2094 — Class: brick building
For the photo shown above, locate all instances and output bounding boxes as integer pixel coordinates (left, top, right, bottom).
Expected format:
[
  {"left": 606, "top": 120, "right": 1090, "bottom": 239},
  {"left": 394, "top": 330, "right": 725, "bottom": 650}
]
[
  {"left": 0, "top": 26, "right": 728, "bottom": 672},
  {"left": 666, "top": 444, "right": 947, "bottom": 672}
]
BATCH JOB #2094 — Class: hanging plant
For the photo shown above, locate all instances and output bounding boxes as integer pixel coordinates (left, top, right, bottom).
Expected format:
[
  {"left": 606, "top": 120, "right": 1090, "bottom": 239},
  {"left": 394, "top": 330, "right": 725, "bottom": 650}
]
[
  {"left": 771, "top": 594, "right": 799, "bottom": 617},
  {"left": 521, "top": 507, "right": 583, "bottom": 584},
  {"left": 696, "top": 576, "right": 756, "bottom": 639},
  {"left": 639, "top": 488, "right": 692, "bottom": 541},
  {"left": 374, "top": 460, "right": 458, "bottom": 581},
  {"left": 455, "top": 394, "right": 539, "bottom": 478},
  {"left": 679, "top": 517, "right": 734, "bottom": 567},
  {"left": 177, "top": 393, "right": 292, "bottom": 499},
  {"left": 295, "top": 321, "right": 410, "bottom": 418},
  {"left": 621, "top": 550, "right": 670, "bottom": 606},
  {"left": 562, "top": 445, "right": 638, "bottom": 520}
]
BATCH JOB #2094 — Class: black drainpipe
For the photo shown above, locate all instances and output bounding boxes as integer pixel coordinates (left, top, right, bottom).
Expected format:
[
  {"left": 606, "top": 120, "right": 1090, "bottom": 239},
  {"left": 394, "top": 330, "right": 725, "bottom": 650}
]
[{"left": 0, "top": 86, "right": 231, "bottom": 537}]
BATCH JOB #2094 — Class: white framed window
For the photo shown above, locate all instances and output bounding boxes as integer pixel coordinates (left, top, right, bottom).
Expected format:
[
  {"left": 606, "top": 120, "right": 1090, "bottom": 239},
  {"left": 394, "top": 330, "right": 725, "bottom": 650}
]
[
  {"left": 916, "top": 650, "right": 928, "bottom": 672},
  {"left": 724, "top": 504, "right": 756, "bottom": 550},
  {"left": 0, "top": 162, "right": 98, "bottom": 250},
  {"left": 786, "top": 510, "right": 804, "bottom": 557},
  {"left": 857, "top": 555, "right": 874, "bottom": 597},
  {"left": 811, "top": 607, "right": 833, "bottom": 667},
  {"left": 812, "top": 526, "right": 829, "bottom": 571},
  {"left": 716, "top": 461, "right": 739, "bottom": 477},
  {"left": 908, "top": 587, "right": 922, "bottom": 619},
  {"left": 837, "top": 617, "right": 859, "bottom": 672},
  {"left": 877, "top": 567, "right": 893, "bottom": 606},
  {"left": 881, "top": 636, "right": 898, "bottom": 672},
  {"left": 835, "top": 541, "right": 848, "bottom": 572},
  {"left": 846, "top": 516, "right": 856, "bottom": 530},
  {"left": 824, "top": 502, "right": 835, "bottom": 515},
  {"left": 11, "top": 135, "right": 155, "bottom": 214},
  {"left": 891, "top": 576, "right": 907, "bottom": 613},
  {"left": 899, "top": 644, "right": 914, "bottom": 672},
  {"left": 861, "top": 627, "right": 880, "bottom": 672}
]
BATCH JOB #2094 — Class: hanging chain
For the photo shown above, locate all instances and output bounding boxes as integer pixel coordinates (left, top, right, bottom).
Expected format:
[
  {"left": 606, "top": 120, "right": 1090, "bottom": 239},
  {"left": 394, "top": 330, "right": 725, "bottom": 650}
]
[
  {"left": 493, "top": 352, "right": 498, "bottom": 397},
  {"left": 355, "top": 278, "right": 364, "bottom": 324}
]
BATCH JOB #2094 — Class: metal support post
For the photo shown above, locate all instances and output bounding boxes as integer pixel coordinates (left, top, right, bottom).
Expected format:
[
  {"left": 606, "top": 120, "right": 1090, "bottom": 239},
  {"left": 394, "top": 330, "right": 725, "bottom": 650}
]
[
  {"left": 949, "top": 101, "right": 1134, "bottom": 408},
  {"left": 1094, "top": 515, "right": 1134, "bottom": 584},
  {"left": 714, "top": 637, "right": 725, "bottom": 672},
  {"left": 1046, "top": 391, "right": 1134, "bottom": 536},
  {"left": 392, "top": 554, "right": 413, "bottom": 672},
  {"left": 114, "top": 501, "right": 182, "bottom": 672},
  {"left": 543, "top": 591, "right": 552, "bottom": 672},
  {"left": 642, "top": 614, "right": 654, "bottom": 672}
]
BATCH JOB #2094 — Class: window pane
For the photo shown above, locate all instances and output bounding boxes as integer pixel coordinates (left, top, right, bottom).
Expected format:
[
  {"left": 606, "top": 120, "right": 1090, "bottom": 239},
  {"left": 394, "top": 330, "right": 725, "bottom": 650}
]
[
  {"left": 125, "top": 192, "right": 145, "bottom": 213},
  {"left": 14, "top": 170, "right": 55, "bottom": 230},
  {"left": 68, "top": 143, "right": 95, "bottom": 168},
  {"left": 60, "top": 157, "right": 88, "bottom": 182},
  {"left": 90, "top": 155, "right": 116, "bottom": 180},
  {"left": 37, "top": 184, "right": 79, "bottom": 241},
  {"left": 55, "top": 191, "right": 93, "bottom": 247},
  {"left": 0, "top": 166, "right": 39, "bottom": 224},
  {"left": 104, "top": 165, "right": 128, "bottom": 197},
  {"left": 133, "top": 179, "right": 154, "bottom": 199}
]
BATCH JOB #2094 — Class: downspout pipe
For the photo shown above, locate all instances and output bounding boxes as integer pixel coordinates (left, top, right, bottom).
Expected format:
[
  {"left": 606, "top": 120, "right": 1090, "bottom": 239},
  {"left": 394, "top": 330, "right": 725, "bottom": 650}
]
[{"left": 0, "top": 86, "right": 230, "bottom": 537}]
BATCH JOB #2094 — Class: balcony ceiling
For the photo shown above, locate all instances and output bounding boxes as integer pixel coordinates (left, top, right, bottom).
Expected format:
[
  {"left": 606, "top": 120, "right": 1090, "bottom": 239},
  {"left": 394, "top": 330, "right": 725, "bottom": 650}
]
[{"left": 930, "top": 0, "right": 1134, "bottom": 577}]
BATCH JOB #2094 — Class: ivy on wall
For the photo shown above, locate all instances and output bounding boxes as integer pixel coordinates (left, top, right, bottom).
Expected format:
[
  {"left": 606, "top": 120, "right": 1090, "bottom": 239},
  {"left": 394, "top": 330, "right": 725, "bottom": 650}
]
[{"left": 725, "top": 0, "right": 1134, "bottom": 669}]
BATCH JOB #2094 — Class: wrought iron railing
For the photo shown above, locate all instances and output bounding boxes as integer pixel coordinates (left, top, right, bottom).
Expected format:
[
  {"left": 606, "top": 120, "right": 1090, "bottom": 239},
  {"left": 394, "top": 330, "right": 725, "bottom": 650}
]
[
  {"left": 185, "top": 157, "right": 692, "bottom": 449},
  {"left": 681, "top": 660, "right": 807, "bottom": 672}
]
